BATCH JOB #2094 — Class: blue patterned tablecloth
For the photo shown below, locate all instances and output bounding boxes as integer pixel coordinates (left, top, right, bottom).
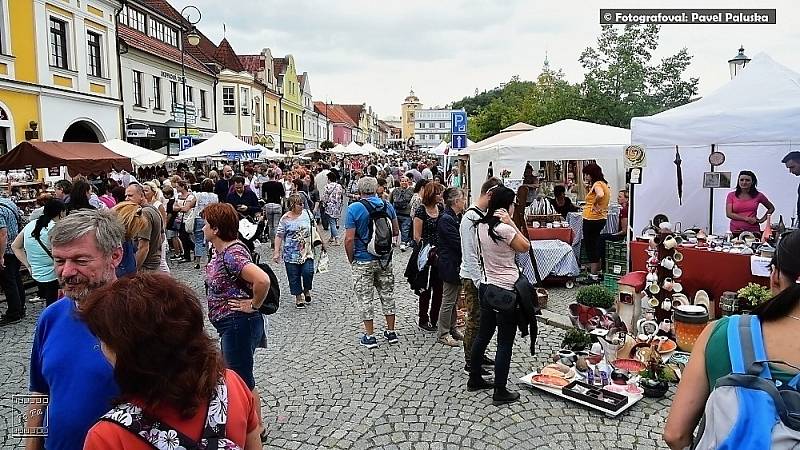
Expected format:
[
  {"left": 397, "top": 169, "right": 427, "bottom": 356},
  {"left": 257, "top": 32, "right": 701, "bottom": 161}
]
[{"left": 518, "top": 239, "right": 580, "bottom": 281}]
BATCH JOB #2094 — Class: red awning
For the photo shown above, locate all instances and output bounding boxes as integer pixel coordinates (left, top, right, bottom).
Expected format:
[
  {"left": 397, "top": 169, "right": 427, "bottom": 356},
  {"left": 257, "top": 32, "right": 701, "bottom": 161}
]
[{"left": 0, "top": 141, "right": 133, "bottom": 175}]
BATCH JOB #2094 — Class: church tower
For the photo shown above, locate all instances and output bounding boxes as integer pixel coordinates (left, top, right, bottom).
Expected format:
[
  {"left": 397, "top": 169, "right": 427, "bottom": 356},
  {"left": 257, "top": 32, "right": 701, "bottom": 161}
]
[{"left": 401, "top": 88, "right": 422, "bottom": 142}]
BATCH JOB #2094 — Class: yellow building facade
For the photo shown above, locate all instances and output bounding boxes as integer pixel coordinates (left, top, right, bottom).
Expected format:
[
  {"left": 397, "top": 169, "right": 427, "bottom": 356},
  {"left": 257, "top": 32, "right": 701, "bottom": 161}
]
[
  {"left": 275, "top": 55, "right": 303, "bottom": 152},
  {"left": 0, "top": 0, "right": 123, "bottom": 153}
]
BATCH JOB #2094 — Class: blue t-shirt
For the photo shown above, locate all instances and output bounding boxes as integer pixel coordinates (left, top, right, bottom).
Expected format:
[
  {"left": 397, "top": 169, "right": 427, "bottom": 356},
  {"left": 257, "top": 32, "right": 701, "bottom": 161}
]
[
  {"left": 345, "top": 195, "right": 397, "bottom": 262},
  {"left": 29, "top": 298, "right": 119, "bottom": 450}
]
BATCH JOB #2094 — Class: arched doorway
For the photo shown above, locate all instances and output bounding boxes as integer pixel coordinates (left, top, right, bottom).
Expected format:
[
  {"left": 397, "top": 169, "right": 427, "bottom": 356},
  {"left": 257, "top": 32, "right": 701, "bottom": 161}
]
[{"left": 63, "top": 120, "right": 101, "bottom": 142}]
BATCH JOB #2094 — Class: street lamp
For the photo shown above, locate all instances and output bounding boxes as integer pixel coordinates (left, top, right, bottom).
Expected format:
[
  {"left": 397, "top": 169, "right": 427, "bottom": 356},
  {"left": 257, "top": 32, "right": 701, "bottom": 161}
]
[
  {"left": 728, "top": 45, "right": 750, "bottom": 80},
  {"left": 180, "top": 5, "right": 201, "bottom": 142}
]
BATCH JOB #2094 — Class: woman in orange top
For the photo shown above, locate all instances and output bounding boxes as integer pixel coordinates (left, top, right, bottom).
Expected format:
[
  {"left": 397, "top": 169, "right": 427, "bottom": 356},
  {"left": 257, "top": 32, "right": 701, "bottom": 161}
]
[
  {"left": 581, "top": 163, "right": 611, "bottom": 282},
  {"left": 79, "top": 272, "right": 263, "bottom": 449}
]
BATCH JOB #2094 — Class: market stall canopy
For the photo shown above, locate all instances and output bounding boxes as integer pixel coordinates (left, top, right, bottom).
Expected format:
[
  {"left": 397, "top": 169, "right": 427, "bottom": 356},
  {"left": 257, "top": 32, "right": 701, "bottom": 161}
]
[
  {"left": 330, "top": 144, "right": 347, "bottom": 154},
  {"left": 258, "top": 145, "right": 290, "bottom": 160},
  {"left": 469, "top": 119, "right": 630, "bottom": 203},
  {"left": 173, "top": 131, "right": 259, "bottom": 160},
  {"left": 299, "top": 148, "right": 328, "bottom": 157},
  {"left": 0, "top": 141, "right": 133, "bottom": 175},
  {"left": 345, "top": 141, "right": 367, "bottom": 155},
  {"left": 466, "top": 122, "right": 536, "bottom": 153},
  {"left": 102, "top": 139, "right": 167, "bottom": 166},
  {"left": 630, "top": 53, "right": 800, "bottom": 233},
  {"left": 361, "top": 143, "right": 385, "bottom": 156}
]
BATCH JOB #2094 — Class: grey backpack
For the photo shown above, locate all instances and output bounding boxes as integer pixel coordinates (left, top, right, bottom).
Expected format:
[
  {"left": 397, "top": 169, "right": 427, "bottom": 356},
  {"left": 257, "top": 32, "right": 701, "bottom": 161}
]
[{"left": 693, "top": 314, "right": 800, "bottom": 449}]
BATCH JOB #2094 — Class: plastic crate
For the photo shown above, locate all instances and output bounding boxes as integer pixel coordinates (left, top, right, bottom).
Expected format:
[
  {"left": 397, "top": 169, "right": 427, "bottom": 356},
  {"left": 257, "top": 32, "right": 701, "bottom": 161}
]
[
  {"left": 605, "top": 240, "right": 628, "bottom": 261},
  {"left": 605, "top": 258, "right": 628, "bottom": 276},
  {"left": 603, "top": 273, "right": 621, "bottom": 293}
]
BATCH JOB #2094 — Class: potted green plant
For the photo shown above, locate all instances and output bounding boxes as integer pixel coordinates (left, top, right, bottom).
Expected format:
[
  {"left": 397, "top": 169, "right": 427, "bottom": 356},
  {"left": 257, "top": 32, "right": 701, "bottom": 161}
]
[
  {"left": 569, "top": 285, "right": 615, "bottom": 329},
  {"left": 638, "top": 350, "right": 678, "bottom": 398},
  {"left": 561, "top": 328, "right": 593, "bottom": 351},
  {"left": 737, "top": 283, "right": 771, "bottom": 312}
]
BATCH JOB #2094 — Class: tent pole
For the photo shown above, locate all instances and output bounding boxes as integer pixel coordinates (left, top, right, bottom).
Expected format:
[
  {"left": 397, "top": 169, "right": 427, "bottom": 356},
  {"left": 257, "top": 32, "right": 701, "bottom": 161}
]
[{"left": 708, "top": 144, "right": 715, "bottom": 234}]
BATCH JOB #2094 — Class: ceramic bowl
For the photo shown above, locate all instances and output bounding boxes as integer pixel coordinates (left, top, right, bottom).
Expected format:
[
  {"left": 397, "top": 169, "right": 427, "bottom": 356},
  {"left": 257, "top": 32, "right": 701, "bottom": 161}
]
[{"left": 611, "top": 358, "right": 646, "bottom": 372}]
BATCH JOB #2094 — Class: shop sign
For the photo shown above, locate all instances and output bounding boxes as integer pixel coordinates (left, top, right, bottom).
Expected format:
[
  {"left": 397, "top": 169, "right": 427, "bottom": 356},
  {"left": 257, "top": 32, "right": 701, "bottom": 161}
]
[
  {"left": 126, "top": 128, "right": 156, "bottom": 138},
  {"left": 169, "top": 128, "right": 215, "bottom": 140},
  {"left": 160, "top": 71, "right": 185, "bottom": 83}
]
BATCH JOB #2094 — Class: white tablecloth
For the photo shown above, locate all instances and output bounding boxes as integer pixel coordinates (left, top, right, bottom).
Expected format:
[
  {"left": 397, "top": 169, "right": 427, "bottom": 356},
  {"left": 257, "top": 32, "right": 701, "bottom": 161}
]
[{"left": 567, "top": 209, "right": 620, "bottom": 261}]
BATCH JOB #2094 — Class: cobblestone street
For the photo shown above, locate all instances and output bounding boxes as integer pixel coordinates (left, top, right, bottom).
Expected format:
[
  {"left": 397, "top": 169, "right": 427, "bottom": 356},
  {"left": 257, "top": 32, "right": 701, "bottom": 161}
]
[{"left": 0, "top": 242, "right": 672, "bottom": 449}]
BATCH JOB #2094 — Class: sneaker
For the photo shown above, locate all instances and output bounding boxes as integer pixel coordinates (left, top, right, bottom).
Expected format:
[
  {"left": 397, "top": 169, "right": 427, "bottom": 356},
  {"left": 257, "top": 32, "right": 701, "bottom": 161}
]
[
  {"left": 295, "top": 302, "right": 306, "bottom": 309},
  {"left": 28, "top": 296, "right": 44, "bottom": 303},
  {"left": 464, "top": 365, "right": 492, "bottom": 376},
  {"left": 438, "top": 335, "right": 461, "bottom": 347},
  {"left": 399, "top": 243, "right": 407, "bottom": 252},
  {"left": 450, "top": 329, "right": 464, "bottom": 341},
  {"left": 383, "top": 330, "right": 399, "bottom": 344},
  {"left": 0, "top": 314, "right": 22, "bottom": 326},
  {"left": 418, "top": 322, "right": 436, "bottom": 332},
  {"left": 360, "top": 334, "right": 378, "bottom": 349}
]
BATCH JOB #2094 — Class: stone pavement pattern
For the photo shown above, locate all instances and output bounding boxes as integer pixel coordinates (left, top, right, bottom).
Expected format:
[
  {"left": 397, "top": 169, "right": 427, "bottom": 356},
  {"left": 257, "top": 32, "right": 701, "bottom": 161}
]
[{"left": 0, "top": 242, "right": 672, "bottom": 449}]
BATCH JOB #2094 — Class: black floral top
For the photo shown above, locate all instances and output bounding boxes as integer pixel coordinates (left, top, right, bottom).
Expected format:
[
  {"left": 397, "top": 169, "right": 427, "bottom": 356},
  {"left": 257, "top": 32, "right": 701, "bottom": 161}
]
[{"left": 415, "top": 204, "right": 442, "bottom": 247}]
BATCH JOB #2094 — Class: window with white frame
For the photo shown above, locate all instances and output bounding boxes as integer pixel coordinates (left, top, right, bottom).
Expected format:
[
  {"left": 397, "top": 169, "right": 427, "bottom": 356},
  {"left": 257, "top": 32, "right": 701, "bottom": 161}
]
[
  {"left": 87, "top": 31, "right": 102, "bottom": 77},
  {"left": 265, "top": 104, "right": 269, "bottom": 124},
  {"left": 254, "top": 98, "right": 261, "bottom": 123},
  {"left": 223, "top": 87, "right": 235, "bottom": 115},
  {"left": 152, "top": 76, "right": 162, "bottom": 110},
  {"left": 186, "top": 86, "right": 193, "bottom": 104},
  {"left": 200, "top": 90, "right": 207, "bottom": 118},
  {"left": 170, "top": 81, "right": 178, "bottom": 107},
  {"left": 132, "top": 70, "right": 143, "bottom": 106},
  {"left": 49, "top": 17, "right": 68, "bottom": 69},
  {"left": 240, "top": 87, "right": 249, "bottom": 116},
  {"left": 124, "top": 7, "right": 146, "bottom": 33}
]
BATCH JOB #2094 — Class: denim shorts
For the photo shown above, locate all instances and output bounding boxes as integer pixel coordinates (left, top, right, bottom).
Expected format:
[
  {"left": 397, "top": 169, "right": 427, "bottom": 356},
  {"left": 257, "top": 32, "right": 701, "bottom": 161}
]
[{"left": 212, "top": 312, "right": 264, "bottom": 390}]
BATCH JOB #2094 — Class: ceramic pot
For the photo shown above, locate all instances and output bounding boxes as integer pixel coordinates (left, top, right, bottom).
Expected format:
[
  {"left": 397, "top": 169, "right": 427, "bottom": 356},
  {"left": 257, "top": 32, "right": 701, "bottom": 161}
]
[
  {"left": 640, "top": 378, "right": 669, "bottom": 398},
  {"left": 674, "top": 305, "right": 709, "bottom": 352}
]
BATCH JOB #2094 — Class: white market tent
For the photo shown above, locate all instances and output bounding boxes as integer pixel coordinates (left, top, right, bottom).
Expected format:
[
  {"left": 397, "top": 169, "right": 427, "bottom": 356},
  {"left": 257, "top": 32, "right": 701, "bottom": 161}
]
[
  {"left": 469, "top": 119, "right": 630, "bottom": 202},
  {"left": 258, "top": 145, "right": 290, "bottom": 160},
  {"left": 465, "top": 122, "right": 536, "bottom": 154},
  {"left": 630, "top": 53, "right": 800, "bottom": 234},
  {"left": 102, "top": 139, "right": 167, "bottom": 166},
  {"left": 173, "top": 131, "right": 259, "bottom": 160},
  {"left": 330, "top": 143, "right": 347, "bottom": 154},
  {"left": 361, "top": 142, "right": 386, "bottom": 156},
  {"left": 345, "top": 141, "right": 368, "bottom": 156}
]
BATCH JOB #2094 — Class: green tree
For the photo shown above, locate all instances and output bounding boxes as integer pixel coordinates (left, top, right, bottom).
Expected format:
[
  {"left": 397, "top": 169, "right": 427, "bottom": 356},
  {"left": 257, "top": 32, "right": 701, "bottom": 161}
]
[
  {"left": 579, "top": 24, "right": 698, "bottom": 128},
  {"left": 320, "top": 140, "right": 334, "bottom": 150}
]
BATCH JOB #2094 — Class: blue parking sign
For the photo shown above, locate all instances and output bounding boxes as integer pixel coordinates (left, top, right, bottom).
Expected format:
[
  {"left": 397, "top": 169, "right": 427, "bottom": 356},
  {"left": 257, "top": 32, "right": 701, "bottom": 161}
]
[
  {"left": 452, "top": 134, "right": 467, "bottom": 149},
  {"left": 451, "top": 111, "right": 467, "bottom": 134},
  {"left": 179, "top": 135, "right": 193, "bottom": 151}
]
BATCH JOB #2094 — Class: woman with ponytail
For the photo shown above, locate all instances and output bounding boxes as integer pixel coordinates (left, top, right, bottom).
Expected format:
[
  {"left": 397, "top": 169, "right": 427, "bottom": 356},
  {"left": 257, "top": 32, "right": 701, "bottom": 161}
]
[
  {"left": 664, "top": 231, "right": 800, "bottom": 449},
  {"left": 11, "top": 199, "right": 65, "bottom": 305}
]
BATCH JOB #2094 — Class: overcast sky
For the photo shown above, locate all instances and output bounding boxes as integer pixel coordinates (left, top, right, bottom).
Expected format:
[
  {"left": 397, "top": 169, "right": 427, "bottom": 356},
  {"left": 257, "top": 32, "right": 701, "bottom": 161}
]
[{"left": 169, "top": 0, "right": 798, "bottom": 120}]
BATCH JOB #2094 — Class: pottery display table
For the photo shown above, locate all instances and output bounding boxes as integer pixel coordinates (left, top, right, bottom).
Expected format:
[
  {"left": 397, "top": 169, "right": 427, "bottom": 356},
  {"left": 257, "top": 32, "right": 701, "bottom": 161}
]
[
  {"left": 630, "top": 241, "right": 768, "bottom": 317},
  {"left": 527, "top": 226, "right": 574, "bottom": 244},
  {"left": 519, "top": 372, "right": 644, "bottom": 418}
]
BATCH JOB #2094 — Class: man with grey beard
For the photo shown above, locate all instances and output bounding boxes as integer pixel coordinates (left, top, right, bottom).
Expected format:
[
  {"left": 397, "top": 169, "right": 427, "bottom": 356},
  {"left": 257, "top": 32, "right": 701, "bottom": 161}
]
[{"left": 26, "top": 209, "right": 124, "bottom": 450}]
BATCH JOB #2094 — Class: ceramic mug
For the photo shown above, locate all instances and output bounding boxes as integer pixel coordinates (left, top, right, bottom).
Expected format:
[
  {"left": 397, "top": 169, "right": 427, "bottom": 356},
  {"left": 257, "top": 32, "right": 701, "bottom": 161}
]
[
  {"left": 659, "top": 222, "right": 673, "bottom": 232},
  {"left": 558, "top": 349, "right": 576, "bottom": 361},
  {"left": 646, "top": 272, "right": 658, "bottom": 283},
  {"left": 673, "top": 282, "right": 684, "bottom": 293},
  {"left": 673, "top": 251, "right": 684, "bottom": 263},
  {"left": 648, "top": 256, "right": 660, "bottom": 266},
  {"left": 661, "top": 257, "right": 676, "bottom": 270},
  {"left": 662, "top": 277, "right": 675, "bottom": 291},
  {"left": 663, "top": 235, "right": 678, "bottom": 249},
  {"left": 648, "top": 296, "right": 660, "bottom": 307},
  {"left": 546, "top": 223, "right": 554, "bottom": 229},
  {"left": 648, "top": 283, "right": 661, "bottom": 295},
  {"left": 552, "top": 222, "right": 561, "bottom": 228},
  {"left": 661, "top": 299, "right": 672, "bottom": 311},
  {"left": 673, "top": 267, "right": 683, "bottom": 278},
  {"left": 531, "top": 221, "right": 541, "bottom": 229},
  {"left": 660, "top": 319, "right": 673, "bottom": 333}
]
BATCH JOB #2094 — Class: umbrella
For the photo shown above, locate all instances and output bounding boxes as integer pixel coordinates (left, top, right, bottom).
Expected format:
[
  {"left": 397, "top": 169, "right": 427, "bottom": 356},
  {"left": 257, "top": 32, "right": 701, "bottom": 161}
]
[{"left": 674, "top": 145, "right": 683, "bottom": 205}]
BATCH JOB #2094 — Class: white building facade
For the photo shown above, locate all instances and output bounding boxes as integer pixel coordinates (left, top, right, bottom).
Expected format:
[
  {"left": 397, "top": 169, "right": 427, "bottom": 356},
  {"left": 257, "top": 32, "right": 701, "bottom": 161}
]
[{"left": 413, "top": 108, "right": 462, "bottom": 148}]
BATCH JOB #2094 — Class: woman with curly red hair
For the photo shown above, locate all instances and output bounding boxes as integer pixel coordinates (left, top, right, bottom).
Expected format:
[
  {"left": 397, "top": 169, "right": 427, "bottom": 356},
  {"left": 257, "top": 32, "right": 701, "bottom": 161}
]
[{"left": 79, "top": 272, "right": 263, "bottom": 449}]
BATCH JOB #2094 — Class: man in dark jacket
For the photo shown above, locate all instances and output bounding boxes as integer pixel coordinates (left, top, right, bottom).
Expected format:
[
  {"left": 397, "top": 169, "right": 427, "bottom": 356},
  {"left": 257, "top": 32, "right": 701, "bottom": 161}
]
[
  {"left": 227, "top": 176, "right": 260, "bottom": 217},
  {"left": 214, "top": 165, "right": 234, "bottom": 204},
  {"left": 390, "top": 175, "right": 414, "bottom": 251},
  {"left": 435, "top": 187, "right": 466, "bottom": 346}
]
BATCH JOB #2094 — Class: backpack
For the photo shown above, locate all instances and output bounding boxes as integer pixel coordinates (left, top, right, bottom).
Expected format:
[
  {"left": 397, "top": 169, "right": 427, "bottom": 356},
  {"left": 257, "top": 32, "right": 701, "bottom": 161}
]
[
  {"left": 693, "top": 314, "right": 800, "bottom": 449},
  {"left": 359, "top": 199, "right": 393, "bottom": 258},
  {"left": 221, "top": 242, "right": 280, "bottom": 315},
  {"left": 0, "top": 201, "right": 27, "bottom": 231},
  {"left": 391, "top": 189, "right": 411, "bottom": 211},
  {"left": 99, "top": 377, "right": 242, "bottom": 450}
]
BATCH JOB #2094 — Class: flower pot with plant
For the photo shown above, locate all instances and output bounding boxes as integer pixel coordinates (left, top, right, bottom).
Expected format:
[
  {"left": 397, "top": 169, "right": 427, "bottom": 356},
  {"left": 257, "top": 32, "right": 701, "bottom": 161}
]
[
  {"left": 638, "top": 347, "right": 678, "bottom": 398},
  {"left": 569, "top": 285, "right": 615, "bottom": 329},
  {"left": 737, "top": 283, "right": 771, "bottom": 313},
  {"left": 561, "top": 328, "right": 593, "bottom": 352}
]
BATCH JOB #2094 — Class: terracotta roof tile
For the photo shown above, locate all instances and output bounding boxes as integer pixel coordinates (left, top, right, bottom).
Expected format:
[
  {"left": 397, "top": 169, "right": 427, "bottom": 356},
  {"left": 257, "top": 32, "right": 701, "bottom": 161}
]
[
  {"left": 273, "top": 57, "right": 287, "bottom": 76},
  {"left": 314, "top": 102, "right": 355, "bottom": 127},
  {"left": 338, "top": 104, "right": 363, "bottom": 124},
  {"left": 185, "top": 30, "right": 218, "bottom": 68},
  {"left": 118, "top": 25, "right": 214, "bottom": 76},
  {"left": 238, "top": 55, "right": 263, "bottom": 75},
  {"left": 214, "top": 38, "right": 245, "bottom": 72},
  {"left": 140, "top": 0, "right": 185, "bottom": 25}
]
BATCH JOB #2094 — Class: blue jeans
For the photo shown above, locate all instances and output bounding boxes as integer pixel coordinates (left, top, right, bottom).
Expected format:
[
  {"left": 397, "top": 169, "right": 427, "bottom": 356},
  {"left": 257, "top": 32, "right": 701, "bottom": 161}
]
[
  {"left": 212, "top": 312, "right": 264, "bottom": 390},
  {"left": 193, "top": 217, "right": 207, "bottom": 258},
  {"left": 329, "top": 217, "right": 340, "bottom": 239},
  {"left": 397, "top": 214, "right": 412, "bottom": 244},
  {"left": 285, "top": 259, "right": 314, "bottom": 296}
]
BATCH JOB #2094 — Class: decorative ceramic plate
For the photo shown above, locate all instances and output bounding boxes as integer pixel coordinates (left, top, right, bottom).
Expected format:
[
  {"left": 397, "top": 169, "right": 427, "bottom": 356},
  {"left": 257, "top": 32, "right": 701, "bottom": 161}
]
[
  {"left": 612, "top": 358, "right": 647, "bottom": 372},
  {"left": 531, "top": 374, "right": 570, "bottom": 388},
  {"left": 657, "top": 339, "right": 678, "bottom": 354}
]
